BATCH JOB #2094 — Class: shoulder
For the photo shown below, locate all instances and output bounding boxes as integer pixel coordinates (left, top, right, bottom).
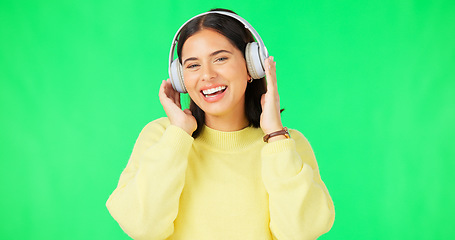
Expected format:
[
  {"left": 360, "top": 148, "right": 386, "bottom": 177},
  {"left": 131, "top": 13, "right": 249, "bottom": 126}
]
[
  {"left": 144, "top": 117, "right": 170, "bottom": 129},
  {"left": 137, "top": 117, "right": 171, "bottom": 143},
  {"left": 143, "top": 117, "right": 171, "bottom": 131},
  {"left": 288, "top": 128, "right": 309, "bottom": 145},
  {"left": 289, "top": 128, "right": 316, "bottom": 156}
]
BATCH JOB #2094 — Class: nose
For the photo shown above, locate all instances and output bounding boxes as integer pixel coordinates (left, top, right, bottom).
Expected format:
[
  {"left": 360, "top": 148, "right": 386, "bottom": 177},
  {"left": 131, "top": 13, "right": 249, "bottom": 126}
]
[{"left": 201, "top": 63, "right": 217, "bottom": 82}]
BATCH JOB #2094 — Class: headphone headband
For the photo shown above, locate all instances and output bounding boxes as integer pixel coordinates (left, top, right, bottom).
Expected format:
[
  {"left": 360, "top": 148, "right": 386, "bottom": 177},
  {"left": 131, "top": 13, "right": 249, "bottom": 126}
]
[{"left": 168, "top": 11, "right": 269, "bottom": 85}]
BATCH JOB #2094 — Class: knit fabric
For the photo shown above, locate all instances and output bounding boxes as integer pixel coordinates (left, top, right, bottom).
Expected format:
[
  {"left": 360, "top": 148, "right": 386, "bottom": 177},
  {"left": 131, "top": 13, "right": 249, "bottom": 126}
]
[{"left": 106, "top": 117, "right": 335, "bottom": 240}]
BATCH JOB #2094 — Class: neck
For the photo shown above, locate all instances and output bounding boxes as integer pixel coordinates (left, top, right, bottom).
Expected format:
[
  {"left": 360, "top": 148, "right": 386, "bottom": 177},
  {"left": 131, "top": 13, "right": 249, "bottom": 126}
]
[{"left": 205, "top": 113, "right": 249, "bottom": 132}]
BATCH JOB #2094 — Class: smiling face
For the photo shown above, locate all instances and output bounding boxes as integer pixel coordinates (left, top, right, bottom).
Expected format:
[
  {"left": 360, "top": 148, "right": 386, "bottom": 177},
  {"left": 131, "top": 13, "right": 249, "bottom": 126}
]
[{"left": 181, "top": 29, "right": 250, "bottom": 125}]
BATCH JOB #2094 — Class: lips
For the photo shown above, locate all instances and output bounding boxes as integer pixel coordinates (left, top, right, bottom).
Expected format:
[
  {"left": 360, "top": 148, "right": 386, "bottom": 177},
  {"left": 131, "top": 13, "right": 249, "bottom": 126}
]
[
  {"left": 201, "top": 85, "right": 227, "bottom": 97},
  {"left": 200, "top": 85, "right": 228, "bottom": 102}
]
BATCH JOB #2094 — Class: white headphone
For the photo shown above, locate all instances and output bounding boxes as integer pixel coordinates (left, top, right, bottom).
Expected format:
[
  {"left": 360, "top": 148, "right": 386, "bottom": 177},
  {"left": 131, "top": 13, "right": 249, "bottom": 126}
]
[{"left": 168, "top": 11, "right": 269, "bottom": 93}]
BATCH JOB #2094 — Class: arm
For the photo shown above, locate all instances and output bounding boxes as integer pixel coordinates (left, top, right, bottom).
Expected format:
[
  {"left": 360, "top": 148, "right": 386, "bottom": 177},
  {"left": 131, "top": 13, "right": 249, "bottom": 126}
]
[
  {"left": 259, "top": 57, "right": 334, "bottom": 239},
  {"left": 106, "top": 119, "right": 193, "bottom": 240},
  {"left": 261, "top": 130, "right": 335, "bottom": 239},
  {"left": 107, "top": 78, "right": 196, "bottom": 239}
]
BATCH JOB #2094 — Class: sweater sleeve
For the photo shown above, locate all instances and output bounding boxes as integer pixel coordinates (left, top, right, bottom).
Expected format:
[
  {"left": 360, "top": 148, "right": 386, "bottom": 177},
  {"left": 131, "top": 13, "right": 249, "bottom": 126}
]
[
  {"left": 261, "top": 129, "right": 335, "bottom": 240},
  {"left": 106, "top": 118, "right": 194, "bottom": 240}
]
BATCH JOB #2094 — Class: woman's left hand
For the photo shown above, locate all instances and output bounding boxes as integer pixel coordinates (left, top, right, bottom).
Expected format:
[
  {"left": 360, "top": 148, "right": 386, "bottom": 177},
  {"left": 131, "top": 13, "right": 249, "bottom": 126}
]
[{"left": 260, "top": 56, "right": 285, "bottom": 138}]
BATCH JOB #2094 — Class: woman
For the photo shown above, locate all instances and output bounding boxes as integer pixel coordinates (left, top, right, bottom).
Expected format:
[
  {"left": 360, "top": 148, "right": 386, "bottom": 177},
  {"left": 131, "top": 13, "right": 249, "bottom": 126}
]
[{"left": 107, "top": 9, "right": 335, "bottom": 240}]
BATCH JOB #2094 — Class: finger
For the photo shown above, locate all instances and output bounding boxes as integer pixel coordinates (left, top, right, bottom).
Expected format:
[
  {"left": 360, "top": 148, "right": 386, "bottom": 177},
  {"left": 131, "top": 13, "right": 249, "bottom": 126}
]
[
  {"left": 183, "top": 109, "right": 192, "bottom": 115},
  {"left": 163, "top": 79, "right": 176, "bottom": 101},
  {"left": 264, "top": 57, "right": 277, "bottom": 91},
  {"left": 160, "top": 79, "right": 178, "bottom": 105},
  {"left": 160, "top": 80, "right": 165, "bottom": 93},
  {"left": 268, "top": 56, "right": 277, "bottom": 86},
  {"left": 159, "top": 80, "right": 167, "bottom": 99},
  {"left": 159, "top": 80, "right": 174, "bottom": 109},
  {"left": 175, "top": 90, "right": 181, "bottom": 109},
  {"left": 165, "top": 78, "right": 173, "bottom": 94},
  {"left": 265, "top": 56, "right": 276, "bottom": 73}
]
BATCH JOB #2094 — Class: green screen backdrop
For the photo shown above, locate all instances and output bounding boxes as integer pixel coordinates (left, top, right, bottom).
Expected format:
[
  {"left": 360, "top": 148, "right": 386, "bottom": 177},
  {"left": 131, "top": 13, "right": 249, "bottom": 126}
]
[{"left": 1, "top": 0, "right": 454, "bottom": 239}]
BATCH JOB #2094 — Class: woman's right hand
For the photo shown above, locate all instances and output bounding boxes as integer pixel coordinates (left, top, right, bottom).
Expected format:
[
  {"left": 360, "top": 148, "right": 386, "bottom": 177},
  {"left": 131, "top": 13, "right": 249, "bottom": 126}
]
[{"left": 159, "top": 79, "right": 197, "bottom": 135}]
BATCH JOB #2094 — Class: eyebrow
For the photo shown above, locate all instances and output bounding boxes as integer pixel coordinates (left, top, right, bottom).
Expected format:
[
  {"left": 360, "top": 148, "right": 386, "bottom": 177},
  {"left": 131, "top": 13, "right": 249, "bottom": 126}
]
[{"left": 182, "top": 50, "right": 233, "bottom": 65}]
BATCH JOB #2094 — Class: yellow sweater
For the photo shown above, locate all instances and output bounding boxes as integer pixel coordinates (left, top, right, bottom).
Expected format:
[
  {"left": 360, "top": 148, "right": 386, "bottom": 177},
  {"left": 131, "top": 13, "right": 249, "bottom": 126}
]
[{"left": 106, "top": 118, "right": 334, "bottom": 240}]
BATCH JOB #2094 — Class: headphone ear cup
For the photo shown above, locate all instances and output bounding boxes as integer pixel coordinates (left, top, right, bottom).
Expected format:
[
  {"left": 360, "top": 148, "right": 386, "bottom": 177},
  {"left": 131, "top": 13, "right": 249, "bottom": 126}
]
[
  {"left": 245, "top": 42, "right": 265, "bottom": 79},
  {"left": 170, "top": 58, "right": 187, "bottom": 93}
]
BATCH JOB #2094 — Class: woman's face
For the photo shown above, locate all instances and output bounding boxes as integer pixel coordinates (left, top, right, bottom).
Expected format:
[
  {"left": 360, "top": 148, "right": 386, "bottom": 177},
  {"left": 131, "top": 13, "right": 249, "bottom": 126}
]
[{"left": 181, "top": 29, "right": 250, "bottom": 120}]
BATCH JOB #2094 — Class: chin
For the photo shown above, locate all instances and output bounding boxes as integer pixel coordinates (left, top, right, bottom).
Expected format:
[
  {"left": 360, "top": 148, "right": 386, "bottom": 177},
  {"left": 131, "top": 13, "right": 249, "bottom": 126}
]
[{"left": 199, "top": 104, "right": 228, "bottom": 116}]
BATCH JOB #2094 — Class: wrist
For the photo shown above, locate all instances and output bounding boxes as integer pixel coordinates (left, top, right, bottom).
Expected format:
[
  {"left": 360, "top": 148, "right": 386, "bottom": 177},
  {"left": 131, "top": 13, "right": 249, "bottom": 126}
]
[
  {"left": 263, "top": 125, "right": 284, "bottom": 135},
  {"left": 170, "top": 122, "right": 194, "bottom": 136},
  {"left": 267, "top": 135, "right": 287, "bottom": 143},
  {"left": 263, "top": 127, "right": 290, "bottom": 143}
]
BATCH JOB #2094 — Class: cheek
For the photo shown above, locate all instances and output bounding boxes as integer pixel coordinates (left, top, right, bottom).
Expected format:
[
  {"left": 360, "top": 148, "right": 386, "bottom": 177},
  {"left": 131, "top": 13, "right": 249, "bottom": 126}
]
[
  {"left": 230, "top": 59, "right": 249, "bottom": 79},
  {"left": 183, "top": 73, "right": 200, "bottom": 100},
  {"left": 183, "top": 72, "right": 196, "bottom": 90}
]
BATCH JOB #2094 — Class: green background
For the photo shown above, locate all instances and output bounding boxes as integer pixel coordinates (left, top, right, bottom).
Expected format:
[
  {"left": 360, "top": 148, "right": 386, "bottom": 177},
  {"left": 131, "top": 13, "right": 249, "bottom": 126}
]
[{"left": 1, "top": 0, "right": 454, "bottom": 239}]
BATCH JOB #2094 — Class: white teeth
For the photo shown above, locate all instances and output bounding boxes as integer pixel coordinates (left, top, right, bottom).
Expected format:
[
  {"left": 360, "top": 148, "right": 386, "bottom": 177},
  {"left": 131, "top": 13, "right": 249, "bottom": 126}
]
[{"left": 202, "top": 86, "right": 226, "bottom": 95}]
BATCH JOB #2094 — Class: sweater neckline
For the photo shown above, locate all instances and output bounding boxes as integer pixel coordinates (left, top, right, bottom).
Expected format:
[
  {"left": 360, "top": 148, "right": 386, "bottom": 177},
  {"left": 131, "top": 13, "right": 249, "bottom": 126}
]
[{"left": 196, "top": 125, "right": 264, "bottom": 152}]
